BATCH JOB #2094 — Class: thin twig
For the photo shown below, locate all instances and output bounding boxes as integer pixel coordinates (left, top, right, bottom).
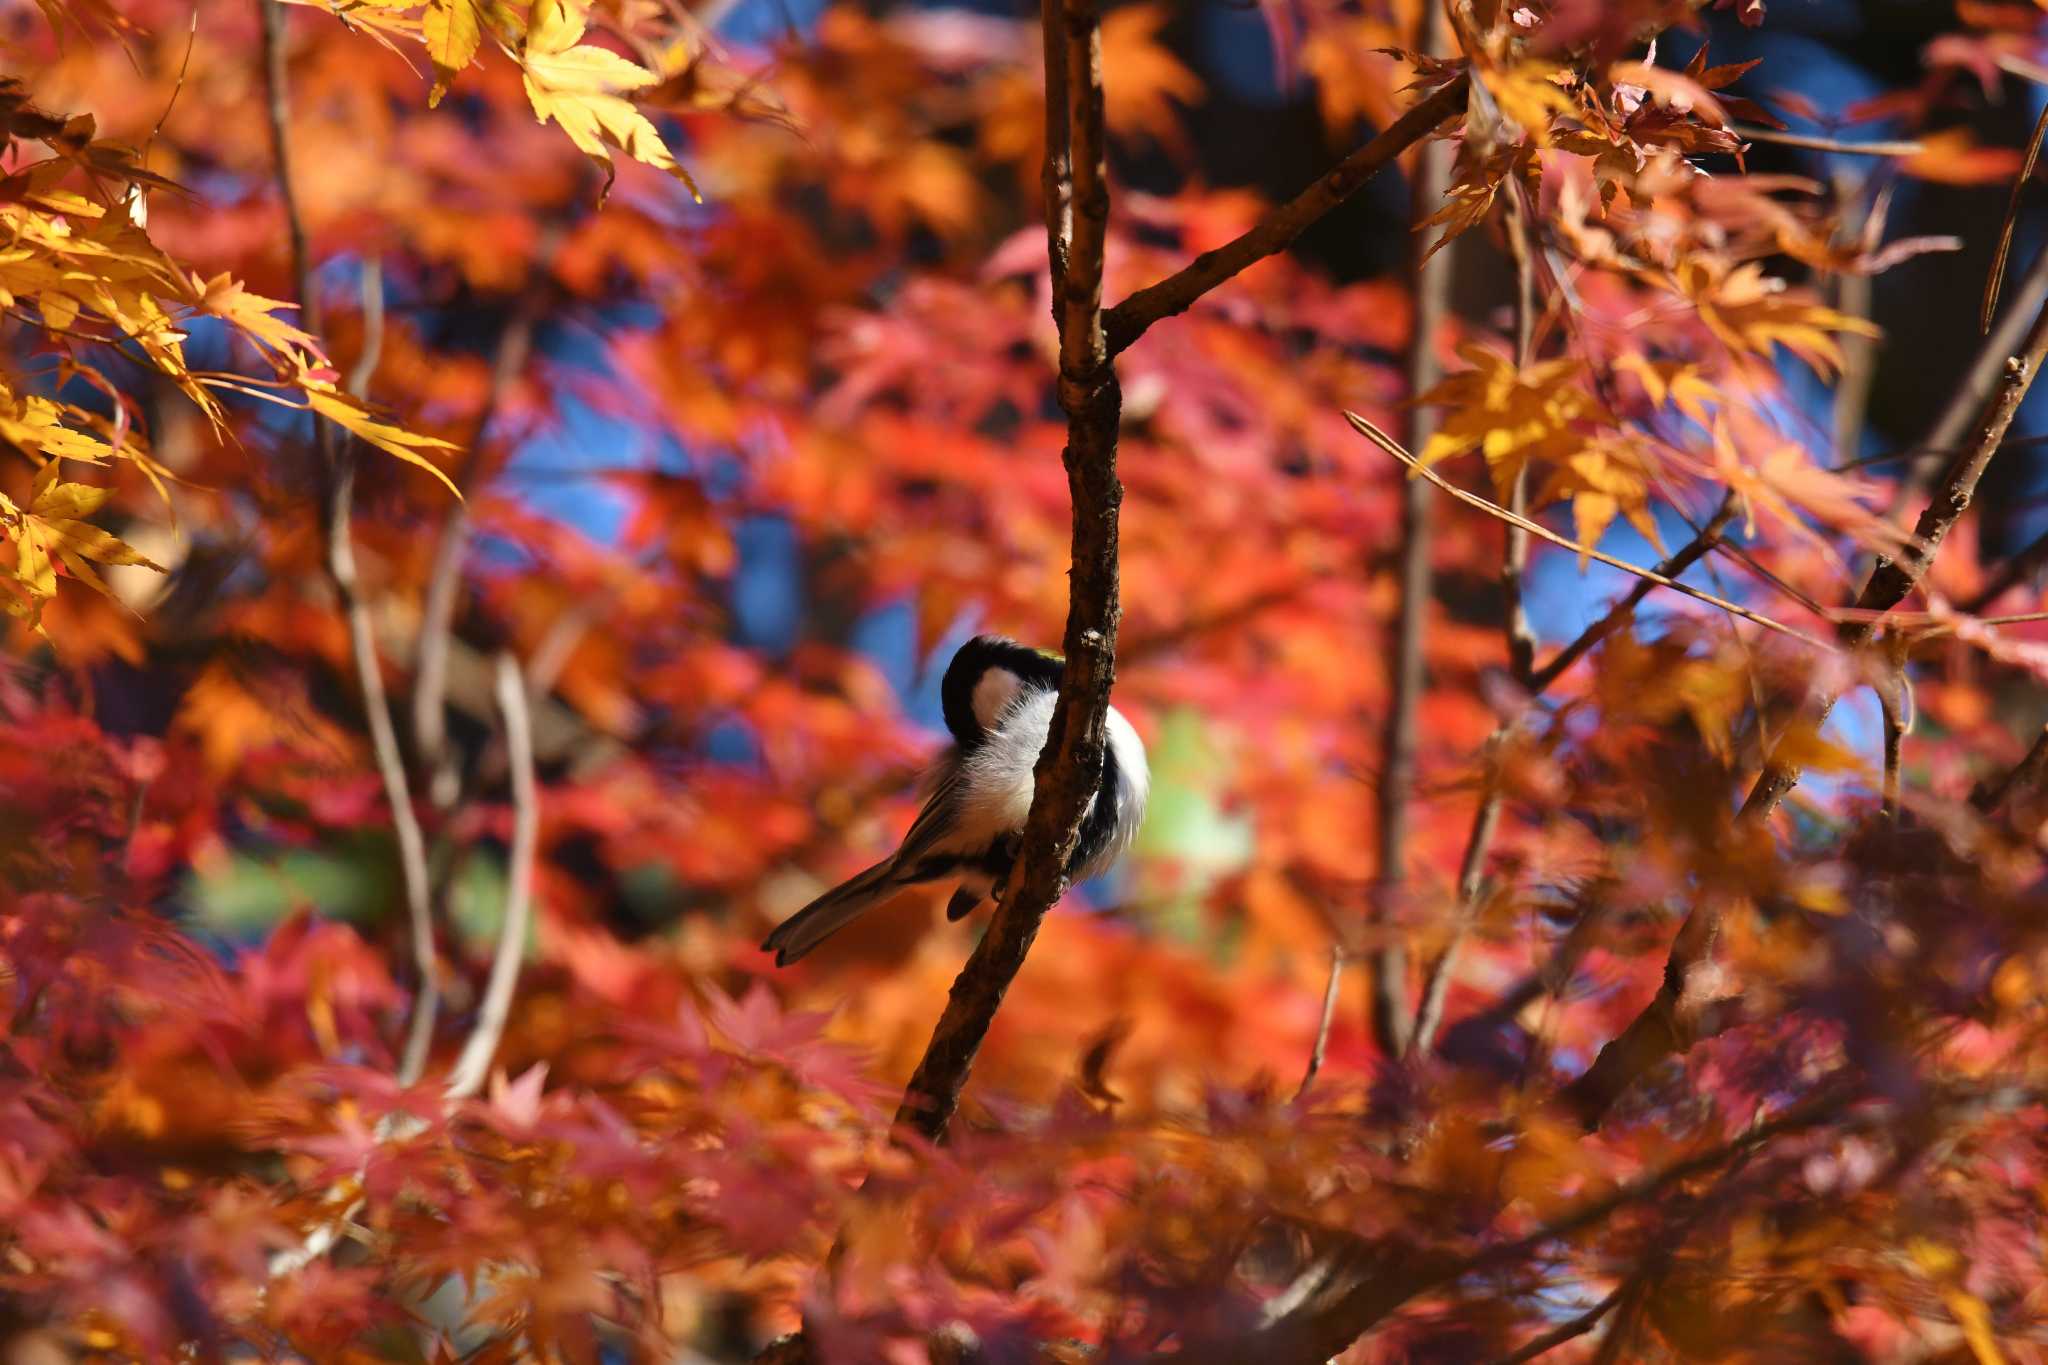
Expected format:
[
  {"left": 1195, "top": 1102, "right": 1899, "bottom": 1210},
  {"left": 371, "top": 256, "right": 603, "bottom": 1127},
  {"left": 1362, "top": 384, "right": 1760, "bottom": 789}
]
[
  {"left": 1563, "top": 263, "right": 2048, "bottom": 1128},
  {"left": 413, "top": 256, "right": 553, "bottom": 807},
  {"left": 1481, "top": 1284, "right": 1626, "bottom": 1365},
  {"left": 1731, "top": 125, "right": 1924, "bottom": 158},
  {"left": 444, "top": 653, "right": 541, "bottom": 1101},
  {"left": 1973, "top": 724, "right": 2048, "bottom": 814},
  {"left": 1501, "top": 191, "right": 1538, "bottom": 687},
  {"left": 1878, "top": 647, "right": 1906, "bottom": 824},
  {"left": 1891, "top": 244, "right": 2048, "bottom": 515},
  {"left": 259, "top": 0, "right": 317, "bottom": 338},
  {"left": 1960, "top": 520, "right": 2048, "bottom": 611},
  {"left": 1830, "top": 171, "right": 1877, "bottom": 464},
  {"left": 344, "top": 258, "right": 384, "bottom": 399},
  {"left": 1102, "top": 74, "right": 1470, "bottom": 356},
  {"left": 1412, "top": 492, "right": 1736, "bottom": 1058},
  {"left": 1342, "top": 412, "right": 1834, "bottom": 654},
  {"left": 1040, "top": 0, "right": 1072, "bottom": 331},
  {"left": 1525, "top": 492, "right": 1741, "bottom": 692},
  {"left": 1296, "top": 946, "right": 1346, "bottom": 1102},
  {"left": 1371, "top": 4, "right": 1458, "bottom": 1062},
  {"left": 260, "top": 0, "right": 439, "bottom": 1085},
  {"left": 1161, "top": 1084, "right": 1858, "bottom": 1364},
  {"left": 1409, "top": 731, "right": 1504, "bottom": 1058},
  {"left": 890, "top": 0, "right": 1122, "bottom": 1145}
]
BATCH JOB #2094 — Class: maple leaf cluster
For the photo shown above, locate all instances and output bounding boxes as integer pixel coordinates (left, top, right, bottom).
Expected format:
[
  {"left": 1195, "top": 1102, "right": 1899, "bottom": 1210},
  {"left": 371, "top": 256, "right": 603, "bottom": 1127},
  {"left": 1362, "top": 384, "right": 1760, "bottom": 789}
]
[{"left": 3, "top": 0, "right": 2048, "bottom": 1360}]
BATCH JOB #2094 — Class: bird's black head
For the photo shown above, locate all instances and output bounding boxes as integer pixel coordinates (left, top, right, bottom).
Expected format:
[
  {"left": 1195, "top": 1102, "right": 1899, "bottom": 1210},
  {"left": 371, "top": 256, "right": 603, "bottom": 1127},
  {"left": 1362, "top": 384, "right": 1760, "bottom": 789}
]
[{"left": 940, "top": 634, "right": 1064, "bottom": 746}]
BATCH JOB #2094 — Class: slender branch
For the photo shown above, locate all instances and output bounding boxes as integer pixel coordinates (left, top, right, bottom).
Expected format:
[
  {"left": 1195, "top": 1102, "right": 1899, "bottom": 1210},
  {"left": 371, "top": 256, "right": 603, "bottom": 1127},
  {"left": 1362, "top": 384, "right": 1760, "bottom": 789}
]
[
  {"left": 1102, "top": 73, "right": 1470, "bottom": 356},
  {"left": 1830, "top": 173, "right": 1877, "bottom": 464},
  {"left": 1482, "top": 1285, "right": 1626, "bottom": 1365},
  {"left": 1562, "top": 272, "right": 2048, "bottom": 1128},
  {"left": 444, "top": 653, "right": 541, "bottom": 1101},
  {"left": 1878, "top": 655, "right": 1906, "bottom": 824},
  {"left": 1344, "top": 413, "right": 1834, "bottom": 653},
  {"left": 1163, "top": 1084, "right": 1856, "bottom": 1364},
  {"left": 891, "top": 0, "right": 1121, "bottom": 1144},
  {"left": 1413, "top": 495, "right": 1741, "bottom": 1058},
  {"left": 1501, "top": 192, "right": 1538, "bottom": 687},
  {"left": 259, "top": 0, "right": 439, "bottom": 1085},
  {"left": 1295, "top": 946, "right": 1346, "bottom": 1102},
  {"left": 1040, "top": 0, "right": 1072, "bottom": 328},
  {"left": 413, "top": 260, "right": 552, "bottom": 807},
  {"left": 1526, "top": 493, "right": 1740, "bottom": 692},
  {"left": 1410, "top": 732, "right": 1504, "bottom": 1057},
  {"left": 1973, "top": 724, "right": 2048, "bottom": 814},
  {"left": 1960, "top": 520, "right": 2048, "bottom": 611},
  {"left": 345, "top": 258, "right": 384, "bottom": 400},
  {"left": 258, "top": 0, "right": 317, "bottom": 339},
  {"left": 1372, "top": 8, "right": 1458, "bottom": 1061},
  {"left": 1732, "top": 125, "right": 1923, "bottom": 158},
  {"left": 1889, "top": 242, "right": 2048, "bottom": 516}
]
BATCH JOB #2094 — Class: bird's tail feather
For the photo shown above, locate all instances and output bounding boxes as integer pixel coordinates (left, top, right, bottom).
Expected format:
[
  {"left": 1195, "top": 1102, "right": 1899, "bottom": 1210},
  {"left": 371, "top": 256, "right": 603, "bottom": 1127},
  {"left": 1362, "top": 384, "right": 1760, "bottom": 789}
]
[{"left": 762, "top": 858, "right": 904, "bottom": 965}]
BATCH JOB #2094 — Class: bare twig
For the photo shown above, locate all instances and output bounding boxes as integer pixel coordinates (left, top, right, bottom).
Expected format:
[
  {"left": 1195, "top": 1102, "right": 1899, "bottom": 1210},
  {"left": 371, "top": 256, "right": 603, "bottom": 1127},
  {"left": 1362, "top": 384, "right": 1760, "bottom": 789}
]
[
  {"left": 1040, "top": 0, "right": 1072, "bottom": 326},
  {"left": 1830, "top": 173, "right": 1877, "bottom": 464},
  {"left": 1296, "top": 946, "right": 1346, "bottom": 1102},
  {"left": 1409, "top": 737, "right": 1503, "bottom": 1058},
  {"left": 1732, "top": 125, "right": 1924, "bottom": 158},
  {"left": 1162, "top": 1084, "right": 1856, "bottom": 1364},
  {"left": 1371, "top": 4, "right": 1458, "bottom": 1061},
  {"left": 413, "top": 262, "right": 551, "bottom": 807},
  {"left": 1891, "top": 244, "right": 2048, "bottom": 515},
  {"left": 1501, "top": 191, "right": 1538, "bottom": 687},
  {"left": 1878, "top": 645, "right": 1907, "bottom": 824},
  {"left": 1960, "top": 519, "right": 2048, "bottom": 611},
  {"left": 1344, "top": 413, "right": 1833, "bottom": 653},
  {"left": 891, "top": 0, "right": 1122, "bottom": 1145},
  {"left": 1102, "top": 74, "right": 1470, "bottom": 356},
  {"left": 444, "top": 653, "right": 541, "bottom": 1101},
  {"left": 1482, "top": 1284, "right": 1627, "bottom": 1365},
  {"left": 259, "top": 0, "right": 317, "bottom": 338},
  {"left": 1562, "top": 269, "right": 2048, "bottom": 1128},
  {"left": 1973, "top": 724, "right": 2048, "bottom": 814},
  {"left": 1981, "top": 105, "right": 2048, "bottom": 337},
  {"left": 260, "top": 0, "right": 439, "bottom": 1085},
  {"left": 345, "top": 258, "right": 384, "bottom": 399},
  {"left": 1530, "top": 493, "right": 1741, "bottom": 691}
]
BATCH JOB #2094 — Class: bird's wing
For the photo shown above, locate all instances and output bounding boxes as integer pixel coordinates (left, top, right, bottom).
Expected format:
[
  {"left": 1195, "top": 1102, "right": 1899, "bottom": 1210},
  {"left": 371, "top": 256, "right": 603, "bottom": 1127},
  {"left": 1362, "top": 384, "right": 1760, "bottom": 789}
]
[{"left": 893, "top": 752, "right": 967, "bottom": 867}]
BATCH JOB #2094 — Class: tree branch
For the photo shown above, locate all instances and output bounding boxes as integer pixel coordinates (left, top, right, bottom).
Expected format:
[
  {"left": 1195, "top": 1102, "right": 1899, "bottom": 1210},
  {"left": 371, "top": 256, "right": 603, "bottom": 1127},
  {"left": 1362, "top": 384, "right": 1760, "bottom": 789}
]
[
  {"left": 1345, "top": 413, "right": 1832, "bottom": 653},
  {"left": 1482, "top": 1284, "right": 1626, "bottom": 1365},
  {"left": 1973, "top": 723, "right": 2048, "bottom": 814},
  {"left": 1372, "top": 9, "right": 1458, "bottom": 1061},
  {"left": 1295, "top": 945, "right": 1346, "bottom": 1102},
  {"left": 1102, "top": 74, "right": 1470, "bottom": 357},
  {"left": 444, "top": 653, "right": 541, "bottom": 1101},
  {"left": 1164, "top": 1084, "right": 1856, "bottom": 1364},
  {"left": 1889, "top": 242, "right": 2048, "bottom": 516},
  {"left": 413, "top": 256, "right": 554, "bottom": 808},
  {"left": 890, "top": 0, "right": 1121, "bottom": 1145},
  {"left": 1411, "top": 495, "right": 1741, "bottom": 1058},
  {"left": 260, "top": 0, "right": 439, "bottom": 1085},
  {"left": 1500, "top": 191, "right": 1539, "bottom": 687},
  {"left": 1562, "top": 277, "right": 2048, "bottom": 1127},
  {"left": 1525, "top": 493, "right": 1740, "bottom": 693}
]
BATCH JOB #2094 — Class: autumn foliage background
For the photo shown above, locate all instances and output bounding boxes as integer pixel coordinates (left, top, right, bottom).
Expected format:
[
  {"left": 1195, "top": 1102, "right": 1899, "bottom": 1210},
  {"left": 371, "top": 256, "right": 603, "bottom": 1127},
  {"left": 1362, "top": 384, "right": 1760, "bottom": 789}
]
[{"left": 11, "top": 0, "right": 2048, "bottom": 1358}]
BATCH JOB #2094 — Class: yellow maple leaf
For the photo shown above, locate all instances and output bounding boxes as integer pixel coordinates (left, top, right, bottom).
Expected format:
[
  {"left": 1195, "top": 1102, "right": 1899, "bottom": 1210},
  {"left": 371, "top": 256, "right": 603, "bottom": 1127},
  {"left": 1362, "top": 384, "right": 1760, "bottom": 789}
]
[
  {"left": 424, "top": 0, "right": 484, "bottom": 105},
  {"left": 521, "top": 0, "right": 699, "bottom": 199},
  {"left": 1414, "top": 344, "right": 1611, "bottom": 496},
  {"left": 1671, "top": 258, "right": 1880, "bottom": 376},
  {"left": 305, "top": 387, "right": 464, "bottom": 497}
]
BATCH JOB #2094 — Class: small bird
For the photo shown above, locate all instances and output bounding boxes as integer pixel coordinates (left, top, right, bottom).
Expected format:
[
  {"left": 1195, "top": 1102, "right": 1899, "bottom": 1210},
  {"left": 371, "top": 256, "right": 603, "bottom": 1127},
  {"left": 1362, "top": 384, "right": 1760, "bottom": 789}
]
[{"left": 762, "top": 634, "right": 1150, "bottom": 966}]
